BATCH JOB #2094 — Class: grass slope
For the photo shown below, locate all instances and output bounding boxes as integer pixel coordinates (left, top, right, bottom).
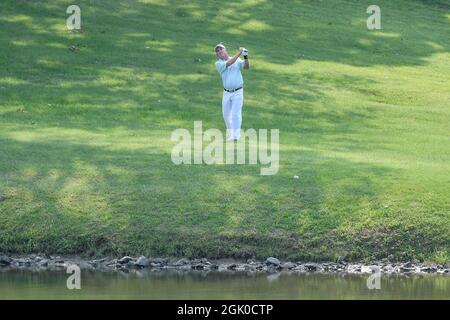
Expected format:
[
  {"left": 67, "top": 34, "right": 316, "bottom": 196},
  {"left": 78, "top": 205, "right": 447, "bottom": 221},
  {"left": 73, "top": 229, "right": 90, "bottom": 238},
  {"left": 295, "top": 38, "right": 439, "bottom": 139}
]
[{"left": 0, "top": 0, "right": 449, "bottom": 262}]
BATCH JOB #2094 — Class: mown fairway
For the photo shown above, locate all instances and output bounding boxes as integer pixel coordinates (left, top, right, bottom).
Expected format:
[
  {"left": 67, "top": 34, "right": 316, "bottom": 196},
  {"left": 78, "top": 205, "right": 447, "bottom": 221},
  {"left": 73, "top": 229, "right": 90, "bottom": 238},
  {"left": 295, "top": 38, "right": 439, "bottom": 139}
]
[{"left": 0, "top": 0, "right": 449, "bottom": 262}]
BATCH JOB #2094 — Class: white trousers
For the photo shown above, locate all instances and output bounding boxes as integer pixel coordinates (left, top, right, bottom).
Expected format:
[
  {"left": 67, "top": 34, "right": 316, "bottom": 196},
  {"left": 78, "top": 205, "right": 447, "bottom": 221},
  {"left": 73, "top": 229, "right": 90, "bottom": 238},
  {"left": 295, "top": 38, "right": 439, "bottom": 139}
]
[{"left": 222, "top": 89, "right": 243, "bottom": 140}]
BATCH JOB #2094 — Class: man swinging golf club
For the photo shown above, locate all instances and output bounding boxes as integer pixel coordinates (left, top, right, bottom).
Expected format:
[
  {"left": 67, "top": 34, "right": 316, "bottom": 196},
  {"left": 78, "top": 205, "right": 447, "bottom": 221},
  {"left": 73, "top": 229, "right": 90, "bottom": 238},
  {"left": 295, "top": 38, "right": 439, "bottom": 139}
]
[{"left": 214, "top": 43, "right": 250, "bottom": 141}]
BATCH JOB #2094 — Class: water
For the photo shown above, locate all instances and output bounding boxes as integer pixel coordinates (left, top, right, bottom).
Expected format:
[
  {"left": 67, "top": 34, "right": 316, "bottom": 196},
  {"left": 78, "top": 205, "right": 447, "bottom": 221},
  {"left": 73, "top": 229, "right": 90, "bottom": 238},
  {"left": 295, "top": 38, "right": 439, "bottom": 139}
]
[{"left": 0, "top": 270, "right": 448, "bottom": 299}]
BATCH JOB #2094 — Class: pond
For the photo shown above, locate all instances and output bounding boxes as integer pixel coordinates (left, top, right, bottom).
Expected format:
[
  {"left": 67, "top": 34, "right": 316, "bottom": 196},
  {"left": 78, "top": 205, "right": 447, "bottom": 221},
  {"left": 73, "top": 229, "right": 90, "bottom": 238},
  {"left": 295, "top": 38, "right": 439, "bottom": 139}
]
[{"left": 0, "top": 270, "right": 448, "bottom": 299}]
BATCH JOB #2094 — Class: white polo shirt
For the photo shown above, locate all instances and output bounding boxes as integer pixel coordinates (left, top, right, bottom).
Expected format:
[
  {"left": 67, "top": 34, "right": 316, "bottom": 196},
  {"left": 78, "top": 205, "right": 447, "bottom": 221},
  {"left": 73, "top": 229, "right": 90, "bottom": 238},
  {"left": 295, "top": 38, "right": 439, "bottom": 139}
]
[{"left": 215, "top": 58, "right": 244, "bottom": 91}]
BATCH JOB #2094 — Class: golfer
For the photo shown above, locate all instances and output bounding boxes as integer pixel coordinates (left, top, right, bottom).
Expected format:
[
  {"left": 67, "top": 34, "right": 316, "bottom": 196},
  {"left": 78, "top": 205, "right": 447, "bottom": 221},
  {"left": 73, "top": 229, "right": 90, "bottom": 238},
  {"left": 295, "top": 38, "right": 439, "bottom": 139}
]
[{"left": 214, "top": 43, "right": 250, "bottom": 141}]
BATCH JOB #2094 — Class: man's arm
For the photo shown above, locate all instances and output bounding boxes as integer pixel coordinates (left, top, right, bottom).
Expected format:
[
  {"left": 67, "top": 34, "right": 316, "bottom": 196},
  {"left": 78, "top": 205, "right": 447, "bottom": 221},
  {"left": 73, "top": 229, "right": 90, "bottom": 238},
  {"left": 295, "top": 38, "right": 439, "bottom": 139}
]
[
  {"left": 243, "top": 56, "right": 249, "bottom": 69},
  {"left": 226, "top": 48, "right": 243, "bottom": 66},
  {"left": 242, "top": 48, "right": 249, "bottom": 69}
]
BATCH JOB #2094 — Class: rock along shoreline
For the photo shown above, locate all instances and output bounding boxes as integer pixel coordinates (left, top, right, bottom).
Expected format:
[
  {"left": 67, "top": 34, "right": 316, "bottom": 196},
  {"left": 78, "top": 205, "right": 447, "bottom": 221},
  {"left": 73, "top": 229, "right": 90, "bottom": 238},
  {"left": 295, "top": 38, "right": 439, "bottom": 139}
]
[{"left": 0, "top": 254, "right": 448, "bottom": 275}]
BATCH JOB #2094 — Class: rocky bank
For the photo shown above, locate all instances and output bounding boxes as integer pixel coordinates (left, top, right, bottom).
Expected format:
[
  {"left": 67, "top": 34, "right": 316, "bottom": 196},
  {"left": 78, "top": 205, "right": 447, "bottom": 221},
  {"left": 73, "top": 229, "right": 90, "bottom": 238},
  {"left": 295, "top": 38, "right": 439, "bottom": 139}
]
[{"left": 0, "top": 254, "right": 448, "bottom": 275}]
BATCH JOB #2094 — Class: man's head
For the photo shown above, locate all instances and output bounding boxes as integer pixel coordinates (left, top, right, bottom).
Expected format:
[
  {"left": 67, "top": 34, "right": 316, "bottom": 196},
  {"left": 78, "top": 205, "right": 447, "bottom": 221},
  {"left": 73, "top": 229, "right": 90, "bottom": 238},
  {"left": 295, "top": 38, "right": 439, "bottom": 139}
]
[{"left": 215, "top": 43, "right": 229, "bottom": 60}]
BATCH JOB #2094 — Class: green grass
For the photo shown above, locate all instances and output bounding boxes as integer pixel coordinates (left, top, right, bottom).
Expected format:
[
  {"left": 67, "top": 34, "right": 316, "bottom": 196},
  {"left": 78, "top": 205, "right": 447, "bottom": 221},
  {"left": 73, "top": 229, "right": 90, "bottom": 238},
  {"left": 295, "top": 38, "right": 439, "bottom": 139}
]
[{"left": 0, "top": 0, "right": 449, "bottom": 262}]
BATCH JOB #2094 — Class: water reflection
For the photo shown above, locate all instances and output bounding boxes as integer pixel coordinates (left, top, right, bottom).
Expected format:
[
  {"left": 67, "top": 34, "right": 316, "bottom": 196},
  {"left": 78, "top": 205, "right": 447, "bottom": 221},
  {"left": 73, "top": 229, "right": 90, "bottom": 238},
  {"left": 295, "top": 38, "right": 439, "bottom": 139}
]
[{"left": 0, "top": 269, "right": 448, "bottom": 299}]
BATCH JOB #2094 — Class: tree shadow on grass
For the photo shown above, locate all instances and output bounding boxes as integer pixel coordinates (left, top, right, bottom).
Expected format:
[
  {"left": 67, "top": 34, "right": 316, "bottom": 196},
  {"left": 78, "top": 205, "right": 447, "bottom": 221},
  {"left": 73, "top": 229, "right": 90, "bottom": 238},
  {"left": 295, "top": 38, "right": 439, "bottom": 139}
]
[
  {"left": 2, "top": 0, "right": 447, "bottom": 140},
  {"left": 0, "top": 56, "right": 381, "bottom": 141},
  {"left": 4, "top": 134, "right": 444, "bottom": 261},
  {"left": 1, "top": 0, "right": 449, "bottom": 78},
  {"left": 1, "top": 0, "right": 449, "bottom": 260},
  {"left": 1, "top": 0, "right": 448, "bottom": 139}
]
